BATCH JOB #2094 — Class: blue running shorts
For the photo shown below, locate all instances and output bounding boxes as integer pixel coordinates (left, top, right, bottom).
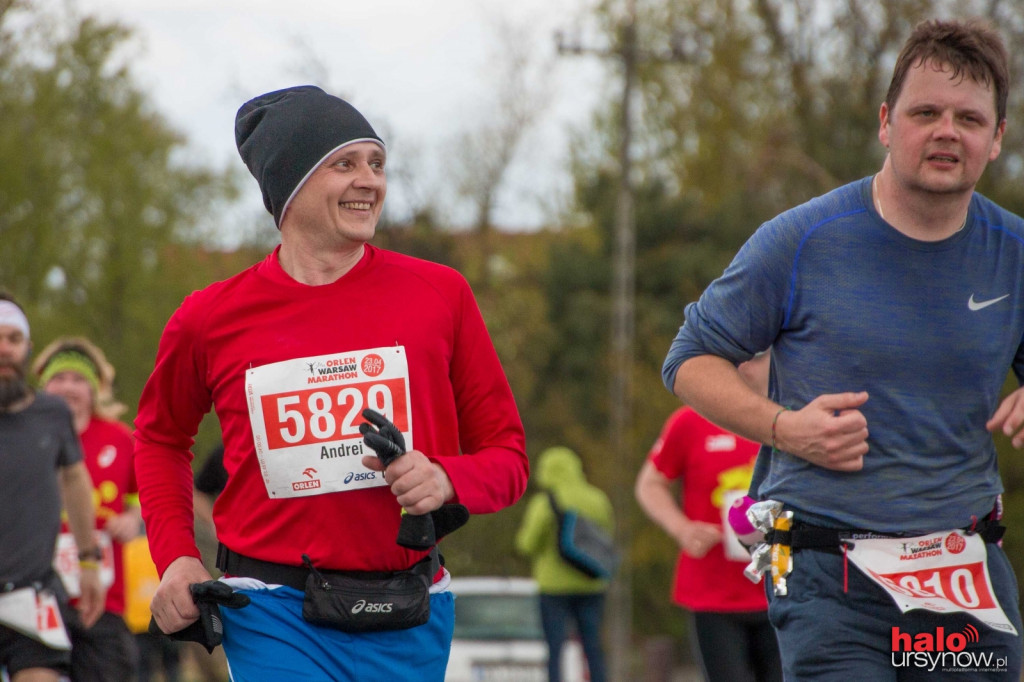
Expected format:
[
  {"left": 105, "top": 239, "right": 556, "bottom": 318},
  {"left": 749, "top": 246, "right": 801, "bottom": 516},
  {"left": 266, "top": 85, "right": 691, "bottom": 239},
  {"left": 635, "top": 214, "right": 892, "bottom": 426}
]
[{"left": 219, "top": 583, "right": 455, "bottom": 682}]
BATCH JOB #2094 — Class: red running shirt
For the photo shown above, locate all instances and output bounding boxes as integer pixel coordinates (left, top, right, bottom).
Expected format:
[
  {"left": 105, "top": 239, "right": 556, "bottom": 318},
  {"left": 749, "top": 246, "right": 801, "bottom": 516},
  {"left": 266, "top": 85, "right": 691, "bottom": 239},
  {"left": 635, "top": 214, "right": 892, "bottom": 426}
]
[
  {"left": 61, "top": 417, "right": 137, "bottom": 615},
  {"left": 647, "top": 407, "right": 768, "bottom": 612}
]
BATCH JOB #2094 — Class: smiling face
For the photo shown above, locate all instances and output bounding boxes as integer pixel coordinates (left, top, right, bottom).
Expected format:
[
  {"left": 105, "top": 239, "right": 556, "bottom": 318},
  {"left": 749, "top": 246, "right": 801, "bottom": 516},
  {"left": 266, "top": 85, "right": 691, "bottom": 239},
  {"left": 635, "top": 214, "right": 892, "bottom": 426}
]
[
  {"left": 879, "top": 58, "right": 1004, "bottom": 199},
  {"left": 281, "top": 141, "right": 387, "bottom": 249}
]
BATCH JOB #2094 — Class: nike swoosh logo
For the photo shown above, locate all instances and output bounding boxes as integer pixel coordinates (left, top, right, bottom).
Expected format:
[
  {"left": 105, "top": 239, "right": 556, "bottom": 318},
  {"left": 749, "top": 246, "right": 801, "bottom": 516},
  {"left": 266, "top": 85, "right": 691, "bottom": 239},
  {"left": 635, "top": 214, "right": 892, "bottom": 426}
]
[{"left": 967, "top": 294, "right": 1009, "bottom": 311}]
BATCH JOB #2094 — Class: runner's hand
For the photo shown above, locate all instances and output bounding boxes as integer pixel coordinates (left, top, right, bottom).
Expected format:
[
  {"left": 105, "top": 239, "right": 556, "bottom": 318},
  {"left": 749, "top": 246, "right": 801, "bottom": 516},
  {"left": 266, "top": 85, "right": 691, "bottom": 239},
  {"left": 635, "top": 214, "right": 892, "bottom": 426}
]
[
  {"left": 987, "top": 386, "right": 1024, "bottom": 449},
  {"left": 775, "top": 392, "right": 870, "bottom": 471},
  {"left": 676, "top": 519, "right": 722, "bottom": 559},
  {"left": 363, "top": 449, "right": 455, "bottom": 515},
  {"left": 360, "top": 408, "right": 461, "bottom": 549},
  {"left": 148, "top": 581, "right": 249, "bottom": 653},
  {"left": 76, "top": 564, "right": 106, "bottom": 628},
  {"left": 105, "top": 511, "right": 142, "bottom": 543},
  {"left": 150, "top": 556, "right": 212, "bottom": 634}
]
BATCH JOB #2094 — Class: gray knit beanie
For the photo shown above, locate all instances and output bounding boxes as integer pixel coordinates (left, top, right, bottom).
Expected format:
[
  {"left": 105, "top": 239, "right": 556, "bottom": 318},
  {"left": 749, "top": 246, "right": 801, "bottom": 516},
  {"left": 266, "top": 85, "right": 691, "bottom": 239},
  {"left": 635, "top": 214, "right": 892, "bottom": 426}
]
[{"left": 235, "top": 85, "right": 384, "bottom": 227}]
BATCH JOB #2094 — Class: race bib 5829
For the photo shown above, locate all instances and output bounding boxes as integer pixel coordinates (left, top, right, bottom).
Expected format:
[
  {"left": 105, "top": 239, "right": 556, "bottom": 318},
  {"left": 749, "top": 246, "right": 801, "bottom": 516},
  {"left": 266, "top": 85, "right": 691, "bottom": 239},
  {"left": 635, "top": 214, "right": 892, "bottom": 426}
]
[{"left": 246, "top": 346, "right": 413, "bottom": 499}]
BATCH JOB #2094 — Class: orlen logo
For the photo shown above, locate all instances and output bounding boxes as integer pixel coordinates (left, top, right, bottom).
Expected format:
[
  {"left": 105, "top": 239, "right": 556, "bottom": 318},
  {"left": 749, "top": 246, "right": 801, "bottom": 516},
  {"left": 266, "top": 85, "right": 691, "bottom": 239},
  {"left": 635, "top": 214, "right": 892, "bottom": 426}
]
[
  {"left": 891, "top": 625, "right": 978, "bottom": 653},
  {"left": 361, "top": 354, "right": 385, "bottom": 377},
  {"left": 945, "top": 532, "right": 966, "bottom": 554},
  {"left": 343, "top": 471, "right": 377, "bottom": 484},
  {"left": 351, "top": 599, "right": 393, "bottom": 614},
  {"left": 292, "top": 468, "right": 321, "bottom": 491}
]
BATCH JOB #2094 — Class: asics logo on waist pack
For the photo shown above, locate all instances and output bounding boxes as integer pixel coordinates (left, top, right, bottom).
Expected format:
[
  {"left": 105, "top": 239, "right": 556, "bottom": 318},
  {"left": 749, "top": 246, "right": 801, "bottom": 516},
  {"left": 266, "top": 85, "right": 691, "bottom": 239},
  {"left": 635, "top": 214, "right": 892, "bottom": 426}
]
[{"left": 351, "top": 599, "right": 393, "bottom": 614}]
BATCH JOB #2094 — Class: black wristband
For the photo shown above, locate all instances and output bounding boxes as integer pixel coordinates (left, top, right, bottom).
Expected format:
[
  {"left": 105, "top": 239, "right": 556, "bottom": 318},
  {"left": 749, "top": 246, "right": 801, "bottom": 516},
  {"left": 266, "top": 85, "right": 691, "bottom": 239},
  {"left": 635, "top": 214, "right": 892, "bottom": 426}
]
[{"left": 78, "top": 546, "right": 103, "bottom": 561}]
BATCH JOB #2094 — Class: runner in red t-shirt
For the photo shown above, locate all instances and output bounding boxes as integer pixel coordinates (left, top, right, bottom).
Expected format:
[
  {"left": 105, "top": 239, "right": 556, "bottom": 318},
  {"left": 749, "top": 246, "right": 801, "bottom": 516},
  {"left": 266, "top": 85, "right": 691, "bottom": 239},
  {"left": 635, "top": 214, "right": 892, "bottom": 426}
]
[
  {"left": 35, "top": 336, "right": 142, "bottom": 682},
  {"left": 636, "top": 352, "right": 781, "bottom": 682}
]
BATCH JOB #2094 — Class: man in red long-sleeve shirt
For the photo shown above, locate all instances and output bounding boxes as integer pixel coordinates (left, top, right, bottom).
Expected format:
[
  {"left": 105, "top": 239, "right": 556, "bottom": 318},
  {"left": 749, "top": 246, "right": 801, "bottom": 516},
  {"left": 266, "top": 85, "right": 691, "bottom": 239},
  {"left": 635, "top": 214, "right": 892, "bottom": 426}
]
[{"left": 134, "top": 85, "right": 528, "bottom": 682}]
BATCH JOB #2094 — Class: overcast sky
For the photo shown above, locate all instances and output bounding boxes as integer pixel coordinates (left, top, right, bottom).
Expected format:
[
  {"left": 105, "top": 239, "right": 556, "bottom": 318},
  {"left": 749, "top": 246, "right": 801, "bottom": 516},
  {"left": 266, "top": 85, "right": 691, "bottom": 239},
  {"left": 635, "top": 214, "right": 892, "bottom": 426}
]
[{"left": 61, "top": 0, "right": 612, "bottom": 238}]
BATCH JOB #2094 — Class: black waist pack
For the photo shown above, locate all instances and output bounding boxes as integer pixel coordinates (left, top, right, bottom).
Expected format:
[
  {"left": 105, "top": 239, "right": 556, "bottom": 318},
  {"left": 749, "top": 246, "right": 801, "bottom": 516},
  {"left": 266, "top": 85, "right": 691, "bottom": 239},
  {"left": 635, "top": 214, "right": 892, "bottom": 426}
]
[{"left": 300, "top": 552, "right": 435, "bottom": 633}]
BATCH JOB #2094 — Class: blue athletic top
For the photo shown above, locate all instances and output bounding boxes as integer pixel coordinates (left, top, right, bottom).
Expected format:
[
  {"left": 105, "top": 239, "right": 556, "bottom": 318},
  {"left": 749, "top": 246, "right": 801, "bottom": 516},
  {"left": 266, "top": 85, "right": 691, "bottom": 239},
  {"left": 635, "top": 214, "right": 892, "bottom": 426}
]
[{"left": 663, "top": 177, "right": 1024, "bottom": 533}]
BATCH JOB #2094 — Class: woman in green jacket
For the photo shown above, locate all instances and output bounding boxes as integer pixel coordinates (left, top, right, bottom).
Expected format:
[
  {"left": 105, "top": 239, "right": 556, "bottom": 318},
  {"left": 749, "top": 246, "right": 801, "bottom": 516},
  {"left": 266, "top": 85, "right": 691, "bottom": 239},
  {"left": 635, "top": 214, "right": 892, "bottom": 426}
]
[{"left": 515, "top": 446, "right": 614, "bottom": 682}]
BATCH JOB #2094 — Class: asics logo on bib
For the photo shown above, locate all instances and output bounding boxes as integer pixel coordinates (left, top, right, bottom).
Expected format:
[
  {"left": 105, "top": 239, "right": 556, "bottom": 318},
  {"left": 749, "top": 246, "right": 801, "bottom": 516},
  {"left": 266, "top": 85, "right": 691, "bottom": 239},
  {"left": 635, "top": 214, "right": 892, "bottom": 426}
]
[
  {"left": 351, "top": 599, "right": 393, "bottom": 614},
  {"left": 343, "top": 471, "right": 377, "bottom": 484}
]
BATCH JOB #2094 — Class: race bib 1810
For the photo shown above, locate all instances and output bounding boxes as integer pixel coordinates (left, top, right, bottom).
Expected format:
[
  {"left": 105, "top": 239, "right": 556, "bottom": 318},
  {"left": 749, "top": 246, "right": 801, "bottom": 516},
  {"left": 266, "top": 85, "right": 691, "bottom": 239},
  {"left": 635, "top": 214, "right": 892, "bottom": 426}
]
[
  {"left": 847, "top": 531, "right": 1017, "bottom": 635},
  {"left": 246, "top": 346, "right": 413, "bottom": 499}
]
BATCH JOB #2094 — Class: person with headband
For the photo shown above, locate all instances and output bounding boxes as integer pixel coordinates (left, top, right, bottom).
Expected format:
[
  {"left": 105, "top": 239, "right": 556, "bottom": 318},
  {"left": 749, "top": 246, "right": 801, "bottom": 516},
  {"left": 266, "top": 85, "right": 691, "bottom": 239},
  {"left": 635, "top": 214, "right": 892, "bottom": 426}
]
[
  {"left": 663, "top": 18, "right": 1024, "bottom": 680},
  {"left": 134, "top": 86, "right": 528, "bottom": 681},
  {"left": 33, "top": 337, "right": 142, "bottom": 682},
  {"left": 0, "top": 293, "right": 105, "bottom": 682}
]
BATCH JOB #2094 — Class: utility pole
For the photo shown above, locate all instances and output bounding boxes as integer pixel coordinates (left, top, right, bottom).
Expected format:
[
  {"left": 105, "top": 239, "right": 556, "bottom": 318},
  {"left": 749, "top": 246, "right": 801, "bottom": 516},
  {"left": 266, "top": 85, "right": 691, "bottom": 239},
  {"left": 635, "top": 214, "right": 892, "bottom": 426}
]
[
  {"left": 557, "top": 2, "right": 697, "bottom": 679},
  {"left": 557, "top": 2, "right": 636, "bottom": 680},
  {"left": 609, "top": 6, "right": 636, "bottom": 682}
]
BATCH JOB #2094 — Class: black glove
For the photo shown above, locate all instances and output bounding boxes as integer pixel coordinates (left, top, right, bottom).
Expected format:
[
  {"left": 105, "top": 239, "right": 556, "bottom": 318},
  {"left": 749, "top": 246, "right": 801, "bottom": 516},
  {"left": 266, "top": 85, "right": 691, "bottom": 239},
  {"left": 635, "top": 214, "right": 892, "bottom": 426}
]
[
  {"left": 429, "top": 502, "right": 470, "bottom": 542},
  {"left": 148, "top": 581, "right": 250, "bottom": 653},
  {"left": 358, "top": 408, "right": 405, "bottom": 467},
  {"left": 359, "top": 408, "right": 470, "bottom": 550}
]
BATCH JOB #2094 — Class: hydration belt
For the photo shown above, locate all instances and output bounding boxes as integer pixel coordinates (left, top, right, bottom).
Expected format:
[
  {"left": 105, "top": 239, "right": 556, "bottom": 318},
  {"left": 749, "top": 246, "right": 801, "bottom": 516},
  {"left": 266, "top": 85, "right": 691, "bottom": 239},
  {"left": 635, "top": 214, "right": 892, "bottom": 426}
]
[{"left": 765, "top": 516, "right": 1005, "bottom": 555}]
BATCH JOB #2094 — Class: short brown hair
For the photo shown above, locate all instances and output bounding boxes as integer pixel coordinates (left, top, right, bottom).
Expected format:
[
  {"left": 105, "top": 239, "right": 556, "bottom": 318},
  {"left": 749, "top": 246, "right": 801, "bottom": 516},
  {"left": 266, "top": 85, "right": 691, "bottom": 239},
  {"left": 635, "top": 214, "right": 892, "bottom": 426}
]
[{"left": 886, "top": 18, "right": 1009, "bottom": 125}]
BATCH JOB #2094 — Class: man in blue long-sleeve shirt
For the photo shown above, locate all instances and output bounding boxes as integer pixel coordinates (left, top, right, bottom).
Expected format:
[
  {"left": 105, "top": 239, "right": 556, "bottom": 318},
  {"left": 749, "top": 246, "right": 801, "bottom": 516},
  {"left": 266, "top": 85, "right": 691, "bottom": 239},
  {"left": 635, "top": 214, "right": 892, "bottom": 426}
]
[{"left": 664, "top": 18, "right": 1024, "bottom": 681}]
